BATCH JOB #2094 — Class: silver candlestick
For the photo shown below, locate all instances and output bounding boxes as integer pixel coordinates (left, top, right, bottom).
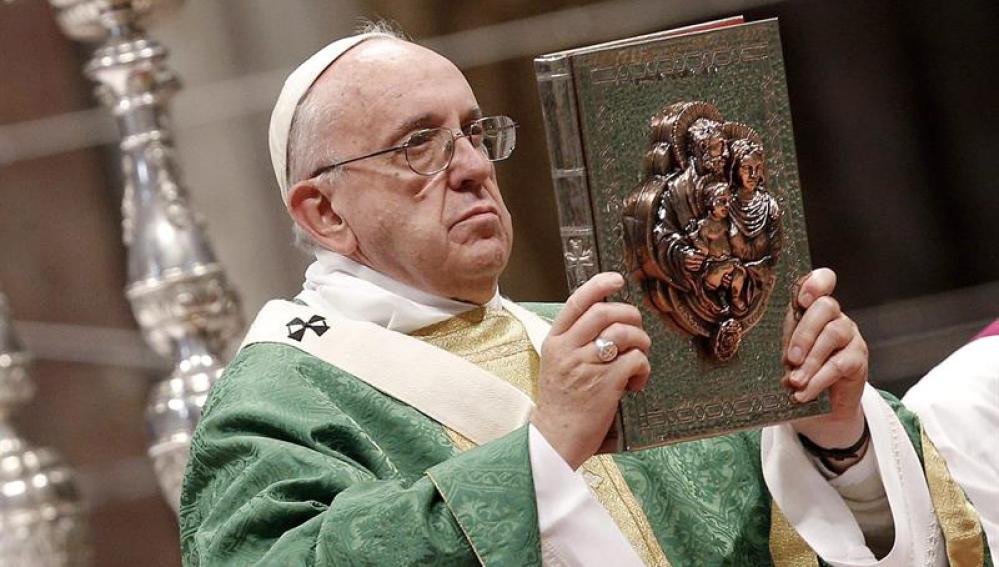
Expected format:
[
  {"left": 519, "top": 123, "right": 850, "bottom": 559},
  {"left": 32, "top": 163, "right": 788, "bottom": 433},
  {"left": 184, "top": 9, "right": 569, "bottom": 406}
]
[
  {"left": 0, "top": 294, "right": 91, "bottom": 566},
  {"left": 48, "top": 0, "right": 243, "bottom": 512}
]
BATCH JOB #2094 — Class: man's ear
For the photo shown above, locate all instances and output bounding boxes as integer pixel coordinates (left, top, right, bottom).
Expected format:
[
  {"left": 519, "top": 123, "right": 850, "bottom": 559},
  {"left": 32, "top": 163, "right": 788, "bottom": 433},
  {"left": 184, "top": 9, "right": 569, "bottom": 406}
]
[{"left": 286, "top": 180, "right": 358, "bottom": 255}]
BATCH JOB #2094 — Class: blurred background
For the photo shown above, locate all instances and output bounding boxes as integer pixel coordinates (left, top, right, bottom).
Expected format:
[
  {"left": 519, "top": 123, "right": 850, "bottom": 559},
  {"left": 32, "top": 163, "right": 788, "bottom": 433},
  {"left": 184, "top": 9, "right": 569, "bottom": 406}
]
[{"left": 1, "top": 0, "right": 996, "bottom": 564}]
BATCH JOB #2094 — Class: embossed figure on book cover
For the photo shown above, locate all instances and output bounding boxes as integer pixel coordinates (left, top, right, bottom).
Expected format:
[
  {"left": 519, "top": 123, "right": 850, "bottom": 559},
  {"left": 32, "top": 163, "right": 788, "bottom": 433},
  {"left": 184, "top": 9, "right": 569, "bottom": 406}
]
[{"left": 535, "top": 18, "right": 830, "bottom": 450}]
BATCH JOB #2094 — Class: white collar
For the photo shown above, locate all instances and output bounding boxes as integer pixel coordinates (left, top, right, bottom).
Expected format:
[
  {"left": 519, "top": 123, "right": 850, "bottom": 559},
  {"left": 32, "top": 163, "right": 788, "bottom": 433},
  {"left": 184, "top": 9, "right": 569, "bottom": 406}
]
[{"left": 297, "top": 249, "right": 503, "bottom": 334}]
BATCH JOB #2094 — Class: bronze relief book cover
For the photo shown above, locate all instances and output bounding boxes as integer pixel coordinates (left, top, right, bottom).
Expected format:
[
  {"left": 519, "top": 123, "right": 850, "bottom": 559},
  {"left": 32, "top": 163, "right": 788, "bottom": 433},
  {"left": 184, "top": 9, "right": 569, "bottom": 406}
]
[{"left": 534, "top": 17, "right": 830, "bottom": 451}]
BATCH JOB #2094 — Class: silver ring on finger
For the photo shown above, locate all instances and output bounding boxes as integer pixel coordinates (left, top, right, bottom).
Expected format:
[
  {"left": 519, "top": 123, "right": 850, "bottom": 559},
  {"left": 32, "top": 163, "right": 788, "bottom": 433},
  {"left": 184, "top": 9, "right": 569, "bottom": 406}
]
[{"left": 594, "top": 336, "right": 619, "bottom": 363}]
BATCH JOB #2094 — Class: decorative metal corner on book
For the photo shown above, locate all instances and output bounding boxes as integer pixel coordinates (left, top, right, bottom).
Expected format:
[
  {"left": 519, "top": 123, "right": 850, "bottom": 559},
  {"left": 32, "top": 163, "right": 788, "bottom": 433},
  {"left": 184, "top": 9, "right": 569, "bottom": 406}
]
[{"left": 623, "top": 101, "right": 784, "bottom": 362}]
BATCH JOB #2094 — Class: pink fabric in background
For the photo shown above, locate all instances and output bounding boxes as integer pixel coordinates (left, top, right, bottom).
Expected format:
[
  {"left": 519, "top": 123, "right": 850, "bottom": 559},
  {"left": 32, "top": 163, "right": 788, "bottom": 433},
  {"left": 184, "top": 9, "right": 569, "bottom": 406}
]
[{"left": 973, "top": 320, "right": 999, "bottom": 340}]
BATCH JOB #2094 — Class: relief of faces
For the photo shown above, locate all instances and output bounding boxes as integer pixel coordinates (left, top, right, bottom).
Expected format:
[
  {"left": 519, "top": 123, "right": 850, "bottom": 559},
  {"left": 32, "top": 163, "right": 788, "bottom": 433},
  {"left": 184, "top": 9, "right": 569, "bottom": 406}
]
[
  {"left": 736, "top": 152, "right": 765, "bottom": 193},
  {"left": 688, "top": 120, "right": 730, "bottom": 177},
  {"left": 709, "top": 192, "right": 730, "bottom": 219}
]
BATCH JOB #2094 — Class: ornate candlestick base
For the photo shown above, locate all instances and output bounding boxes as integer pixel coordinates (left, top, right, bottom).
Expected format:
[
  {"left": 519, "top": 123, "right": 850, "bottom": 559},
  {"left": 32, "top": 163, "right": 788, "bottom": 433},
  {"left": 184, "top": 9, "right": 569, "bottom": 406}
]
[
  {"left": 0, "top": 295, "right": 90, "bottom": 566},
  {"left": 48, "top": 0, "right": 243, "bottom": 511}
]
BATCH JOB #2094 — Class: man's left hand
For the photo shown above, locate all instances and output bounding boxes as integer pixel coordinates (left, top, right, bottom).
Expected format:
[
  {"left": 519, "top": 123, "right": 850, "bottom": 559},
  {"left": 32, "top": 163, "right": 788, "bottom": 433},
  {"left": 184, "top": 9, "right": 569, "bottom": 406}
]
[{"left": 782, "top": 268, "right": 869, "bottom": 465}]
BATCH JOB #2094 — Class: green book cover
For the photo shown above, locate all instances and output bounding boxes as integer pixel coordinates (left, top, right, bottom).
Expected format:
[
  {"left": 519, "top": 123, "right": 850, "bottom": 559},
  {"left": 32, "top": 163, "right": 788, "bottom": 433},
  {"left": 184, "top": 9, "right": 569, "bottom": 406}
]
[{"left": 535, "top": 17, "right": 829, "bottom": 451}]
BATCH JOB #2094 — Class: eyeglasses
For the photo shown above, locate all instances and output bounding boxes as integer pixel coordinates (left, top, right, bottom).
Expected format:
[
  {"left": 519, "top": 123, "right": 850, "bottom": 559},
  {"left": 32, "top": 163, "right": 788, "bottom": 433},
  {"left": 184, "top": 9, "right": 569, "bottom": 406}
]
[{"left": 308, "top": 115, "right": 518, "bottom": 179}]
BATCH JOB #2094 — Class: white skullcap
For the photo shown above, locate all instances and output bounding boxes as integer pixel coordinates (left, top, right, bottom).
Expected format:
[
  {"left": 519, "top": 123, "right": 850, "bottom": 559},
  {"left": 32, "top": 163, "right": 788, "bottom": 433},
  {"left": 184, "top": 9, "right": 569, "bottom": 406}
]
[{"left": 268, "top": 33, "right": 392, "bottom": 203}]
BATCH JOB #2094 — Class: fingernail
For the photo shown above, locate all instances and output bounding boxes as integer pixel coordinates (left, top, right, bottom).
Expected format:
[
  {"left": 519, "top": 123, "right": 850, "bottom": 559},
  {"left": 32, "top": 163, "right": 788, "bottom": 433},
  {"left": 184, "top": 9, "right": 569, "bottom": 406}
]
[
  {"left": 790, "top": 370, "right": 803, "bottom": 386},
  {"left": 793, "top": 391, "right": 807, "bottom": 403},
  {"left": 800, "top": 292, "right": 814, "bottom": 306},
  {"left": 788, "top": 346, "right": 802, "bottom": 365}
]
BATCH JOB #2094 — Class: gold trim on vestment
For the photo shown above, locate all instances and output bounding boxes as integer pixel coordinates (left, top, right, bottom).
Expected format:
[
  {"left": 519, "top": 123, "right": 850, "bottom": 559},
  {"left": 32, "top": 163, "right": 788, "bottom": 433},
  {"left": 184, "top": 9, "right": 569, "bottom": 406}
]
[
  {"left": 921, "top": 428, "right": 985, "bottom": 567},
  {"left": 770, "top": 427, "right": 989, "bottom": 567},
  {"left": 584, "top": 455, "right": 673, "bottom": 566},
  {"left": 414, "top": 307, "right": 671, "bottom": 566},
  {"left": 411, "top": 307, "right": 539, "bottom": 398},
  {"left": 769, "top": 500, "right": 819, "bottom": 567}
]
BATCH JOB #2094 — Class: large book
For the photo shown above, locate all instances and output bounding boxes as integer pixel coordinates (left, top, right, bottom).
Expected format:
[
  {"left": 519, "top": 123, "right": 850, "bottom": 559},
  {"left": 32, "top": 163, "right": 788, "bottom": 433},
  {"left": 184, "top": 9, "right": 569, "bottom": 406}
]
[{"left": 534, "top": 17, "right": 829, "bottom": 451}]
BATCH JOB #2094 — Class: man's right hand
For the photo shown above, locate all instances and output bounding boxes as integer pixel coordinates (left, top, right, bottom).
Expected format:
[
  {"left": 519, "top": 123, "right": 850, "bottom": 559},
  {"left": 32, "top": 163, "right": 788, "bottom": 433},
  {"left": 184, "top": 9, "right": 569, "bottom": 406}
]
[{"left": 531, "top": 272, "right": 651, "bottom": 470}]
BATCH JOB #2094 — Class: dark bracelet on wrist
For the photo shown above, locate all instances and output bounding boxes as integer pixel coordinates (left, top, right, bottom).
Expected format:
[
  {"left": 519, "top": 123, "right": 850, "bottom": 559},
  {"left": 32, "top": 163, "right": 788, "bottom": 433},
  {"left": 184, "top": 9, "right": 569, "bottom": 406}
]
[{"left": 797, "top": 420, "right": 870, "bottom": 461}]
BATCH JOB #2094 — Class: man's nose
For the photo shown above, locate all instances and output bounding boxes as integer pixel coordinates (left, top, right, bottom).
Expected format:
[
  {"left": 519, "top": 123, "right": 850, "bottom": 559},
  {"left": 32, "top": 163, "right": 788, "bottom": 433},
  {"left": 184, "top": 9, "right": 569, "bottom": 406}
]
[{"left": 446, "top": 136, "right": 492, "bottom": 189}]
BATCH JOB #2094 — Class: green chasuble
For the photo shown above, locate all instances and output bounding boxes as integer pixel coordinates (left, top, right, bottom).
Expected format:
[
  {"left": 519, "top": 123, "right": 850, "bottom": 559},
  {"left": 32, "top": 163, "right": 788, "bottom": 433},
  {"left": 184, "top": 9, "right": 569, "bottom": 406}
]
[{"left": 179, "top": 302, "right": 989, "bottom": 566}]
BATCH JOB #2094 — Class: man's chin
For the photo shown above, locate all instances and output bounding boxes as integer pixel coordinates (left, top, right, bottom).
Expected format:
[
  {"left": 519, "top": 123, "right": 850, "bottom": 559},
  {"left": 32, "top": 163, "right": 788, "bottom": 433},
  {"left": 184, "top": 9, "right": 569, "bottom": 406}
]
[
  {"left": 435, "top": 247, "right": 508, "bottom": 304},
  {"left": 455, "top": 241, "right": 509, "bottom": 275}
]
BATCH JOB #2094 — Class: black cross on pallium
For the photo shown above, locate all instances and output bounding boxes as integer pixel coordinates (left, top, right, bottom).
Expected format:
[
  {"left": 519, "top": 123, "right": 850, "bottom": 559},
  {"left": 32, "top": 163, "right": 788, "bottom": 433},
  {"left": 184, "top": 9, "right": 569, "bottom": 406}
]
[{"left": 286, "top": 315, "right": 329, "bottom": 341}]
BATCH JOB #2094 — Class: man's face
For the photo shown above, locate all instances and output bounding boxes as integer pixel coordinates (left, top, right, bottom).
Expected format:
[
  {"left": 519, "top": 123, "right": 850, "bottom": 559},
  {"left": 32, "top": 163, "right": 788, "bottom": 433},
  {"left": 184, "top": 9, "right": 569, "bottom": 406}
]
[
  {"left": 694, "top": 131, "right": 728, "bottom": 177},
  {"left": 313, "top": 40, "right": 513, "bottom": 302}
]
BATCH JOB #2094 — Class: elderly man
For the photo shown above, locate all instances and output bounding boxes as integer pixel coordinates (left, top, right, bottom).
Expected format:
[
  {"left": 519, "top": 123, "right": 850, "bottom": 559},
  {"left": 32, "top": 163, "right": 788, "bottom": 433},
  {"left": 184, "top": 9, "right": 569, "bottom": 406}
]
[{"left": 179, "top": 27, "right": 988, "bottom": 566}]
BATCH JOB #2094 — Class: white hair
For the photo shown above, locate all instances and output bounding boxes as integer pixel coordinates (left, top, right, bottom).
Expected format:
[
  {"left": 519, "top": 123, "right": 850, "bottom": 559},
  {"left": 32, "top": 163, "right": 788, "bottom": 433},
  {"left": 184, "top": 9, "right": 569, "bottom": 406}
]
[{"left": 285, "top": 20, "right": 410, "bottom": 254}]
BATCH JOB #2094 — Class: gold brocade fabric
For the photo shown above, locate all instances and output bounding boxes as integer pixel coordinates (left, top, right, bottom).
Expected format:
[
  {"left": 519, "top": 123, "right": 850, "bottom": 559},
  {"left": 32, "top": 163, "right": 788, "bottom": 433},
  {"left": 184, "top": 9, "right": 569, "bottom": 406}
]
[
  {"left": 411, "top": 307, "right": 539, "bottom": 400},
  {"left": 921, "top": 429, "right": 985, "bottom": 567},
  {"left": 769, "top": 501, "right": 819, "bottom": 567},
  {"left": 412, "top": 306, "right": 671, "bottom": 566}
]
